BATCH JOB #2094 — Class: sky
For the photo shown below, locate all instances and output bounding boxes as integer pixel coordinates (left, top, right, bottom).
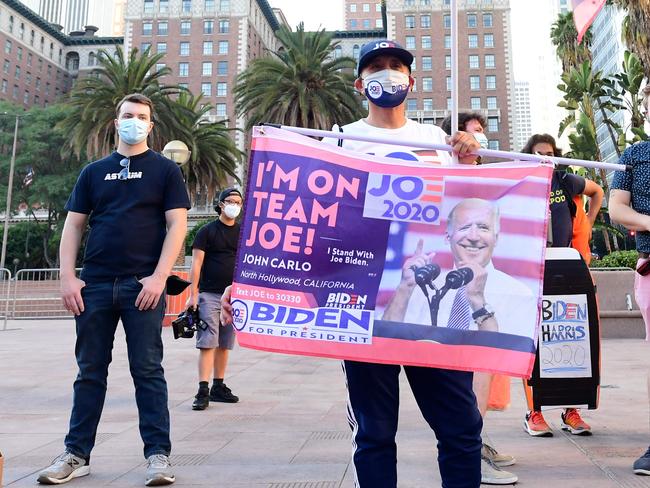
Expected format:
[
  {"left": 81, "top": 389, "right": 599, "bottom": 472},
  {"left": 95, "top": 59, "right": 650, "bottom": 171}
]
[{"left": 268, "top": 0, "right": 344, "bottom": 31}]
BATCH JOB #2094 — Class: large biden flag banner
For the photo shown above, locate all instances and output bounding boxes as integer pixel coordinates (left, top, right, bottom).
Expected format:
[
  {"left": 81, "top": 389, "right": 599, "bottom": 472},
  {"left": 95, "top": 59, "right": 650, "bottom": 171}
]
[{"left": 230, "top": 126, "right": 552, "bottom": 377}]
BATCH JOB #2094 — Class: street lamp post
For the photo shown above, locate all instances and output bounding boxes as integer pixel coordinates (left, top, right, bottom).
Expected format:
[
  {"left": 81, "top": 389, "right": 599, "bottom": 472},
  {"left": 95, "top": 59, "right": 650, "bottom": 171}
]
[
  {"left": 0, "top": 113, "right": 24, "bottom": 270},
  {"left": 162, "top": 140, "right": 191, "bottom": 166}
]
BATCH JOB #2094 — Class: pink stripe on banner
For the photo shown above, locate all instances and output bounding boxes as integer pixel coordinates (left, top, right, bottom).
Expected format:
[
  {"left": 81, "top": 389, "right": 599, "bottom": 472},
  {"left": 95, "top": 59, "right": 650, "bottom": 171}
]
[
  {"left": 409, "top": 218, "right": 546, "bottom": 237},
  {"left": 444, "top": 179, "right": 550, "bottom": 200},
  {"left": 233, "top": 283, "right": 317, "bottom": 308},
  {"left": 252, "top": 135, "right": 553, "bottom": 181},
  {"left": 236, "top": 333, "right": 534, "bottom": 377}
]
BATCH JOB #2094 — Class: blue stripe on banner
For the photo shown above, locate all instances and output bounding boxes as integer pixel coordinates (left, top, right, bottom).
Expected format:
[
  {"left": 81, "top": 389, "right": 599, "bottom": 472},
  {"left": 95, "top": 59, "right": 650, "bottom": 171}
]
[{"left": 373, "top": 320, "right": 536, "bottom": 354}]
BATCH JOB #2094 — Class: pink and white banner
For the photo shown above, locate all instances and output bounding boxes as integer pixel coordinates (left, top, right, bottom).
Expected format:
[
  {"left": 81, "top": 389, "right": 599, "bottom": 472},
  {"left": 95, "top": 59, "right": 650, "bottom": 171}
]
[{"left": 230, "top": 127, "right": 552, "bottom": 377}]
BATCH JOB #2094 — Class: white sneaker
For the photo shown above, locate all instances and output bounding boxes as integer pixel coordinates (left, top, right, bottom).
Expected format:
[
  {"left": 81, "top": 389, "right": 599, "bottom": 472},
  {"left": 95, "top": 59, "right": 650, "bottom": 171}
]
[
  {"left": 481, "top": 455, "right": 518, "bottom": 485},
  {"left": 145, "top": 454, "right": 175, "bottom": 486},
  {"left": 37, "top": 451, "right": 90, "bottom": 485},
  {"left": 482, "top": 442, "right": 516, "bottom": 467}
]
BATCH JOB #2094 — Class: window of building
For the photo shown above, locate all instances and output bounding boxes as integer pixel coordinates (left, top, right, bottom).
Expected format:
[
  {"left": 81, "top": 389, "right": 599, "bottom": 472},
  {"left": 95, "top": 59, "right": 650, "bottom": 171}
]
[
  {"left": 27, "top": 53, "right": 32, "bottom": 66},
  {"left": 487, "top": 117, "right": 498, "bottom": 132},
  {"left": 17, "top": 47, "right": 22, "bottom": 61},
  {"left": 421, "top": 35, "right": 431, "bottom": 49},
  {"left": 4, "top": 40, "right": 11, "bottom": 54},
  {"left": 140, "top": 42, "right": 150, "bottom": 52},
  {"left": 467, "top": 13, "right": 477, "bottom": 27},
  {"left": 422, "top": 77, "right": 433, "bottom": 91},
  {"left": 26, "top": 72, "right": 32, "bottom": 85},
  {"left": 216, "top": 103, "right": 227, "bottom": 116},
  {"left": 155, "top": 63, "right": 165, "bottom": 72},
  {"left": 406, "top": 15, "right": 415, "bottom": 28},
  {"left": 411, "top": 57, "right": 416, "bottom": 71},
  {"left": 3, "top": 60, "right": 9, "bottom": 74},
  {"left": 363, "top": 19, "right": 370, "bottom": 29},
  {"left": 8, "top": 16, "right": 13, "bottom": 34},
  {"left": 406, "top": 99, "right": 417, "bottom": 111},
  {"left": 422, "top": 56, "right": 432, "bottom": 70},
  {"left": 375, "top": 18, "right": 382, "bottom": 28},
  {"left": 363, "top": 3, "right": 370, "bottom": 12},
  {"left": 12, "top": 84, "right": 18, "bottom": 98},
  {"left": 405, "top": 36, "right": 416, "bottom": 49},
  {"left": 219, "top": 19, "right": 229, "bottom": 33},
  {"left": 376, "top": 3, "right": 382, "bottom": 11},
  {"left": 350, "top": 3, "right": 357, "bottom": 12},
  {"left": 484, "top": 33, "right": 494, "bottom": 48},
  {"left": 443, "top": 14, "right": 451, "bottom": 28},
  {"left": 160, "top": 0, "right": 169, "bottom": 12},
  {"left": 485, "top": 54, "right": 495, "bottom": 68},
  {"left": 483, "top": 13, "right": 493, "bottom": 27},
  {"left": 446, "top": 97, "right": 452, "bottom": 110},
  {"left": 144, "top": 0, "right": 153, "bottom": 14},
  {"left": 35, "top": 77, "right": 40, "bottom": 90},
  {"left": 179, "top": 62, "right": 189, "bottom": 77},
  {"left": 203, "top": 41, "right": 213, "bottom": 55},
  {"left": 217, "top": 81, "right": 227, "bottom": 96},
  {"left": 446, "top": 76, "right": 451, "bottom": 91},
  {"left": 157, "top": 42, "right": 167, "bottom": 54},
  {"left": 204, "top": 20, "right": 214, "bottom": 33},
  {"left": 350, "top": 19, "right": 357, "bottom": 28},
  {"left": 218, "top": 40, "right": 228, "bottom": 54},
  {"left": 205, "top": 0, "right": 215, "bottom": 11},
  {"left": 157, "top": 21, "right": 168, "bottom": 35},
  {"left": 423, "top": 98, "right": 433, "bottom": 111},
  {"left": 178, "top": 82, "right": 188, "bottom": 89},
  {"left": 15, "top": 66, "right": 20, "bottom": 79},
  {"left": 352, "top": 44, "right": 360, "bottom": 59},
  {"left": 220, "top": 0, "right": 230, "bottom": 11},
  {"left": 421, "top": 0, "right": 431, "bottom": 5},
  {"left": 486, "top": 96, "right": 497, "bottom": 109},
  {"left": 143, "top": 22, "right": 152, "bottom": 35},
  {"left": 444, "top": 35, "right": 451, "bottom": 49},
  {"left": 421, "top": 14, "right": 431, "bottom": 28},
  {"left": 445, "top": 55, "right": 451, "bottom": 69},
  {"left": 1, "top": 79, "right": 6, "bottom": 93},
  {"left": 182, "top": 0, "right": 192, "bottom": 13},
  {"left": 49, "top": 43, "right": 54, "bottom": 59},
  {"left": 486, "top": 75, "right": 496, "bottom": 90},
  {"left": 470, "top": 75, "right": 480, "bottom": 90},
  {"left": 471, "top": 97, "right": 481, "bottom": 109},
  {"left": 217, "top": 61, "right": 227, "bottom": 75},
  {"left": 23, "top": 91, "right": 29, "bottom": 104},
  {"left": 488, "top": 140, "right": 499, "bottom": 150},
  {"left": 30, "top": 30, "right": 35, "bottom": 46},
  {"left": 181, "top": 21, "right": 191, "bottom": 35},
  {"left": 469, "top": 54, "right": 479, "bottom": 69},
  {"left": 180, "top": 42, "right": 190, "bottom": 56},
  {"left": 201, "top": 82, "right": 211, "bottom": 96},
  {"left": 405, "top": 0, "right": 415, "bottom": 5},
  {"left": 202, "top": 61, "right": 212, "bottom": 76},
  {"left": 468, "top": 34, "right": 478, "bottom": 48}
]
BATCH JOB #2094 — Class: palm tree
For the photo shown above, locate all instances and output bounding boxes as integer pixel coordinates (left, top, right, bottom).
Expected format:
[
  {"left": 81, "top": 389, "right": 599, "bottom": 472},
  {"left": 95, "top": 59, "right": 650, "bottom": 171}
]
[
  {"left": 58, "top": 46, "right": 188, "bottom": 160},
  {"left": 609, "top": 51, "right": 648, "bottom": 143},
  {"left": 171, "top": 92, "right": 243, "bottom": 203},
  {"left": 550, "top": 11, "right": 592, "bottom": 74},
  {"left": 613, "top": 0, "right": 650, "bottom": 79},
  {"left": 234, "top": 24, "right": 365, "bottom": 131}
]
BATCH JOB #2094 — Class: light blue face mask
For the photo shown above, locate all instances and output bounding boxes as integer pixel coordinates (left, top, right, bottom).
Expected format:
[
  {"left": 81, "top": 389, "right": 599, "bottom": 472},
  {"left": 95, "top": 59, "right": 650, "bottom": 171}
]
[
  {"left": 473, "top": 132, "right": 489, "bottom": 149},
  {"left": 118, "top": 118, "right": 150, "bottom": 145},
  {"left": 362, "top": 69, "right": 410, "bottom": 108}
]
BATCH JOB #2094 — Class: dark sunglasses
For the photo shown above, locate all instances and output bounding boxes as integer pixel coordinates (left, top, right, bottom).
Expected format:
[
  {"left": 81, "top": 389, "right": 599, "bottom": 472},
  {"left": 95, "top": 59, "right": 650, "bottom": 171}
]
[{"left": 118, "top": 158, "right": 130, "bottom": 180}]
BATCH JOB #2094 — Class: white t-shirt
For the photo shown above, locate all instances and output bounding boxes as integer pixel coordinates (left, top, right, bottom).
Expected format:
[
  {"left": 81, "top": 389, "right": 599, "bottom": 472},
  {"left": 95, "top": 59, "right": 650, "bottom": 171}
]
[{"left": 323, "top": 118, "right": 452, "bottom": 166}]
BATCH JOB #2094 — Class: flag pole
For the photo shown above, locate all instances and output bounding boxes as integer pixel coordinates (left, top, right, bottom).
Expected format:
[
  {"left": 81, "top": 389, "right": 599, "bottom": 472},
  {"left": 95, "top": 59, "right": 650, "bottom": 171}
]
[
  {"left": 257, "top": 124, "right": 629, "bottom": 172},
  {"left": 450, "top": 0, "right": 459, "bottom": 164}
]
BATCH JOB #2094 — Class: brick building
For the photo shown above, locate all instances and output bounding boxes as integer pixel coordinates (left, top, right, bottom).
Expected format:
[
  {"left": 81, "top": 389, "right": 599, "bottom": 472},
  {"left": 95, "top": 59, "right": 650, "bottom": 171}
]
[
  {"left": 344, "top": 0, "right": 514, "bottom": 151},
  {"left": 0, "top": 0, "right": 123, "bottom": 108},
  {"left": 123, "top": 0, "right": 285, "bottom": 153},
  {"left": 344, "top": 0, "right": 383, "bottom": 31}
]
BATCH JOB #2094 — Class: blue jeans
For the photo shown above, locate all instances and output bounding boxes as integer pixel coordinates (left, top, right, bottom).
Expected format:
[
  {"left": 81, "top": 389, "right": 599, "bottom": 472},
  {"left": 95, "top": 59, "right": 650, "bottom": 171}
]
[
  {"left": 64, "top": 277, "right": 170, "bottom": 460},
  {"left": 343, "top": 360, "right": 482, "bottom": 488}
]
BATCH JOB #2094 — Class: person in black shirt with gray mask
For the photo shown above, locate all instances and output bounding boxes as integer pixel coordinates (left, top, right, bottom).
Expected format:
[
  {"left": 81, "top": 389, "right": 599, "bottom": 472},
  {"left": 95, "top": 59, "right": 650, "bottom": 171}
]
[{"left": 187, "top": 187, "right": 242, "bottom": 410}]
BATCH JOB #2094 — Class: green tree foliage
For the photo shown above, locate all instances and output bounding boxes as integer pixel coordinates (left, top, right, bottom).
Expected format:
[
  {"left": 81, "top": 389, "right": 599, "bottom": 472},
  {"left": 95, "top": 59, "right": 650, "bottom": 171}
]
[
  {"left": 172, "top": 92, "right": 242, "bottom": 203},
  {"left": 0, "top": 103, "right": 85, "bottom": 267},
  {"left": 234, "top": 24, "right": 365, "bottom": 131},
  {"left": 550, "top": 12, "right": 592, "bottom": 74},
  {"left": 612, "top": 0, "right": 650, "bottom": 79},
  {"left": 58, "top": 46, "right": 189, "bottom": 160}
]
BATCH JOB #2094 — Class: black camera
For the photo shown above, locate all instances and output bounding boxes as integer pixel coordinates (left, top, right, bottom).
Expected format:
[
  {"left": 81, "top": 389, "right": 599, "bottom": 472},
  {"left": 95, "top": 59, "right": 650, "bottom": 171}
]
[{"left": 172, "top": 307, "right": 206, "bottom": 339}]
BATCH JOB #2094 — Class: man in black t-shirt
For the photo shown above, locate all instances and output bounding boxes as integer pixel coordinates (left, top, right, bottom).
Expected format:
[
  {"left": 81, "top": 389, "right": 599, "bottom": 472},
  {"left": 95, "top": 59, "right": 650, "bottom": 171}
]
[
  {"left": 187, "top": 187, "right": 242, "bottom": 411},
  {"left": 37, "top": 93, "right": 190, "bottom": 487}
]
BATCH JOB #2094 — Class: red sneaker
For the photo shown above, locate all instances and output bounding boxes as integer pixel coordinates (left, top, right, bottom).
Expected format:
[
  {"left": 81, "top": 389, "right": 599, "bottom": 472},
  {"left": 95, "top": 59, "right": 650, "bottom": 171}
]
[
  {"left": 523, "top": 410, "right": 553, "bottom": 437},
  {"left": 561, "top": 408, "right": 592, "bottom": 435}
]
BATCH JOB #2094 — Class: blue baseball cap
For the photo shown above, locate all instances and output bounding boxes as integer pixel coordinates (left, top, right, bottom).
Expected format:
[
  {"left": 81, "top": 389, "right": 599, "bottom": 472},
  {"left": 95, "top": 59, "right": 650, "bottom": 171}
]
[{"left": 357, "top": 40, "right": 414, "bottom": 75}]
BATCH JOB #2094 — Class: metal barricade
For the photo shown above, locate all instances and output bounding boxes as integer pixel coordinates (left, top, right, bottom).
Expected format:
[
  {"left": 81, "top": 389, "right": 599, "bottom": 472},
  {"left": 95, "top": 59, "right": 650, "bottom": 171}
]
[
  {"left": 12, "top": 268, "right": 81, "bottom": 319},
  {"left": 0, "top": 268, "right": 11, "bottom": 330}
]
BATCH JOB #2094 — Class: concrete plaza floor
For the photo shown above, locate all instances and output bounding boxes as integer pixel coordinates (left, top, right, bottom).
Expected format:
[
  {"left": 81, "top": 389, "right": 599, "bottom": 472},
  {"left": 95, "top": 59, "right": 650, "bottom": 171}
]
[{"left": 1, "top": 320, "right": 649, "bottom": 487}]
